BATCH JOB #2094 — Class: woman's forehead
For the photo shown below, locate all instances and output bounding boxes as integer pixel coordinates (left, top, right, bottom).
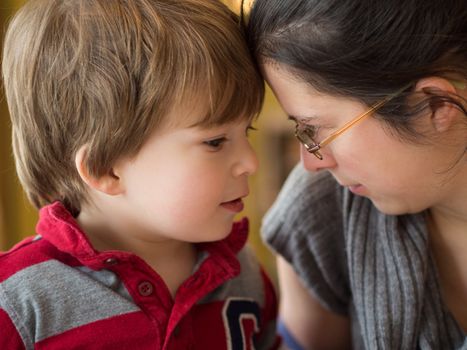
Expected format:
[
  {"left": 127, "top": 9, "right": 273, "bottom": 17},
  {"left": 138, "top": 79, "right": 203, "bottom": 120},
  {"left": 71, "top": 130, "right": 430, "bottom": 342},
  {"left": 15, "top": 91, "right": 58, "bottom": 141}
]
[{"left": 264, "top": 63, "right": 367, "bottom": 120}]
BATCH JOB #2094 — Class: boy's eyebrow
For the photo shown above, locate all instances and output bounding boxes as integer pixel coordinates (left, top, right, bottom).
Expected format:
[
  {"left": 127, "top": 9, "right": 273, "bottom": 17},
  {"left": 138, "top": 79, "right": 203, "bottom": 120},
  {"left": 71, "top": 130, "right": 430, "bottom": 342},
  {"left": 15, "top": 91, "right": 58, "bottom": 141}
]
[
  {"left": 188, "top": 113, "right": 257, "bottom": 129},
  {"left": 184, "top": 112, "right": 213, "bottom": 128}
]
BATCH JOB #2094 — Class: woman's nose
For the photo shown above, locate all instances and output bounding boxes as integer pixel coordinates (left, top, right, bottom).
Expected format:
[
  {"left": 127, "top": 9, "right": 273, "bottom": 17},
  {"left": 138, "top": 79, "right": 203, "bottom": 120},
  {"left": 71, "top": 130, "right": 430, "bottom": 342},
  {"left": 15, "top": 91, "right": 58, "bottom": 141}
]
[{"left": 300, "top": 144, "right": 335, "bottom": 172}]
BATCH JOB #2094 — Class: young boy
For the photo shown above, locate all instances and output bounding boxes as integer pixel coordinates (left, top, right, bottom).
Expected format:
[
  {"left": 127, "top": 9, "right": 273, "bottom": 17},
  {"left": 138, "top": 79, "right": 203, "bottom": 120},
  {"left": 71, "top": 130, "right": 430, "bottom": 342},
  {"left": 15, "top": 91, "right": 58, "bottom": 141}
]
[{"left": 0, "top": 0, "right": 281, "bottom": 349}]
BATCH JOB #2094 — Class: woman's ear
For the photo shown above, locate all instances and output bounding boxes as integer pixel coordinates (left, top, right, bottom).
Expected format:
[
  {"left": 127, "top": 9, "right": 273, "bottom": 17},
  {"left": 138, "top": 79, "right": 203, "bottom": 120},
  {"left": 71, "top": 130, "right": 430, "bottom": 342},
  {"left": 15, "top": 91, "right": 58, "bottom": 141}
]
[
  {"left": 414, "top": 77, "right": 459, "bottom": 133},
  {"left": 74, "top": 145, "right": 124, "bottom": 195}
]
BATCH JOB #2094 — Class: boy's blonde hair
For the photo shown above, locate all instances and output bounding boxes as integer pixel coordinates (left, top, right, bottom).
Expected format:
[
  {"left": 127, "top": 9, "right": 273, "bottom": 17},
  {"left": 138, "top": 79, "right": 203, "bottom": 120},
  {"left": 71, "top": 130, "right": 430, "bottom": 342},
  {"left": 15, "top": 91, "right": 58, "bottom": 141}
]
[{"left": 2, "top": 0, "right": 264, "bottom": 216}]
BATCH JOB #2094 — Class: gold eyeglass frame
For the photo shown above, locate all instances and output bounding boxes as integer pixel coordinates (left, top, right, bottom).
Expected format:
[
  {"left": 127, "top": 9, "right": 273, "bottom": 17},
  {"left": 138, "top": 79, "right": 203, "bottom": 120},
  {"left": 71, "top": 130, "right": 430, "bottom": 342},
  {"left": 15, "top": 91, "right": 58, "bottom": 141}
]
[{"left": 295, "top": 85, "right": 411, "bottom": 160}]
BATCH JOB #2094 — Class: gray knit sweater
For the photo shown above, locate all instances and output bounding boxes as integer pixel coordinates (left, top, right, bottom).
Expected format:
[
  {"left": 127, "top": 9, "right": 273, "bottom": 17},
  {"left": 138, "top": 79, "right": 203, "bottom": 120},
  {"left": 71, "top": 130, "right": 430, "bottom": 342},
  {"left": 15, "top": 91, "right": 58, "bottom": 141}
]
[{"left": 262, "top": 164, "right": 466, "bottom": 349}]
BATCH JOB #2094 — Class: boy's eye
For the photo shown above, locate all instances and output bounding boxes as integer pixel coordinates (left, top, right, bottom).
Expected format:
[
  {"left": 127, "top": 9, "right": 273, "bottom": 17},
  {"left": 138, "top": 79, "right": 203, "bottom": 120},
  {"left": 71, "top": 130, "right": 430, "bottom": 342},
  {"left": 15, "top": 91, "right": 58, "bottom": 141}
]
[
  {"left": 203, "top": 137, "right": 227, "bottom": 149},
  {"left": 246, "top": 125, "right": 257, "bottom": 136}
]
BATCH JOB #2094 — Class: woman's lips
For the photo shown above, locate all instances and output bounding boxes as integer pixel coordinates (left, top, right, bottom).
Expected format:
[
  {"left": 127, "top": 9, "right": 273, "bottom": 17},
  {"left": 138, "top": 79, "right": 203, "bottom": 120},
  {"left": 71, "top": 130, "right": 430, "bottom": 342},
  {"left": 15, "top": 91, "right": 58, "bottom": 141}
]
[
  {"left": 348, "top": 184, "right": 365, "bottom": 195},
  {"left": 220, "top": 198, "right": 244, "bottom": 213}
]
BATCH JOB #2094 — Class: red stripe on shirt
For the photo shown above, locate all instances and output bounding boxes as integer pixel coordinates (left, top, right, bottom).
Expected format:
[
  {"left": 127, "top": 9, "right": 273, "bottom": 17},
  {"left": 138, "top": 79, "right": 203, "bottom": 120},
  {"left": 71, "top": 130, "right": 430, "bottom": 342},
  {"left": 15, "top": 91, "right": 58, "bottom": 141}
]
[
  {"left": 0, "top": 239, "right": 79, "bottom": 282},
  {"left": 0, "top": 308, "right": 25, "bottom": 350}
]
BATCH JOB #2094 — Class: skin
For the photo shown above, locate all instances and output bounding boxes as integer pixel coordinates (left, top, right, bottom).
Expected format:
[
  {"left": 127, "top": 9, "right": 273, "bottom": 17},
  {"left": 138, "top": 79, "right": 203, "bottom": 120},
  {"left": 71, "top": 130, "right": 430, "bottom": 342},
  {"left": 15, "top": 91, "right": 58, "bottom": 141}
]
[
  {"left": 75, "top": 99, "right": 258, "bottom": 297},
  {"left": 263, "top": 62, "right": 467, "bottom": 348}
]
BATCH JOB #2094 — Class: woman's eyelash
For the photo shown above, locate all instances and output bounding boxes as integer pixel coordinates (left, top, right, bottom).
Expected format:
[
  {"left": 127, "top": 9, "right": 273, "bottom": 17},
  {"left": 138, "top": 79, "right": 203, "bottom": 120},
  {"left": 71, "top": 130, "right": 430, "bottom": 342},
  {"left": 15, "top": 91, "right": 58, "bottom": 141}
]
[{"left": 288, "top": 116, "right": 320, "bottom": 133}]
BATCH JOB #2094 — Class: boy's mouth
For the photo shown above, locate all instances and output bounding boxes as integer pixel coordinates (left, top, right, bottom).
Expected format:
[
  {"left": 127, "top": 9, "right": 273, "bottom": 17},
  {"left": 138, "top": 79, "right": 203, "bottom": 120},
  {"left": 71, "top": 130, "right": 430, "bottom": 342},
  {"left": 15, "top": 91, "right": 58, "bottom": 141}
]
[{"left": 220, "top": 198, "right": 244, "bottom": 213}]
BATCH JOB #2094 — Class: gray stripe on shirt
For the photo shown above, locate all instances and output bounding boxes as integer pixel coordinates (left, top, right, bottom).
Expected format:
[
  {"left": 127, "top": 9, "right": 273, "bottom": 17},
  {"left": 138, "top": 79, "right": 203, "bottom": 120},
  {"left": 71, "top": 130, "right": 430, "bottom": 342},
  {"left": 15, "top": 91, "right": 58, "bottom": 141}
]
[
  {"left": 199, "top": 246, "right": 265, "bottom": 306},
  {"left": 0, "top": 260, "right": 139, "bottom": 346}
]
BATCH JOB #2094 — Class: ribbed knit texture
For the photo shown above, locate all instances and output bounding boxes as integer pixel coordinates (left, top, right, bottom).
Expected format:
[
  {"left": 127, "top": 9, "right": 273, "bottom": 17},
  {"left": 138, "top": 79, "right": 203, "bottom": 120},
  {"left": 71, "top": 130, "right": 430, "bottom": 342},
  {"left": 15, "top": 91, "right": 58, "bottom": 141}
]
[{"left": 262, "top": 165, "right": 466, "bottom": 349}]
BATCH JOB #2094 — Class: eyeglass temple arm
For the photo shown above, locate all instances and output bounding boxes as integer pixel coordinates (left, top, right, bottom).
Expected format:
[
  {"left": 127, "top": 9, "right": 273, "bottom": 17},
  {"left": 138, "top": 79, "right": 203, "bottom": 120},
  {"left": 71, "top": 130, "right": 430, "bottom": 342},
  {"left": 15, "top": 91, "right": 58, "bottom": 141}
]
[
  {"left": 318, "top": 100, "right": 386, "bottom": 148},
  {"left": 317, "top": 79, "right": 465, "bottom": 149},
  {"left": 319, "top": 86, "right": 409, "bottom": 148}
]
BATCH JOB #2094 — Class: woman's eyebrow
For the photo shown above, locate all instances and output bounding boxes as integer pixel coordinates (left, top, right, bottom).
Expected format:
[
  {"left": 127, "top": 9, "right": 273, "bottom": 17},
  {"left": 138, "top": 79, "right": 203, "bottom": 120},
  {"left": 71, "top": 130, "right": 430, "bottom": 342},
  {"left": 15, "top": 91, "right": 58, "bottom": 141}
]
[{"left": 288, "top": 114, "right": 320, "bottom": 123}]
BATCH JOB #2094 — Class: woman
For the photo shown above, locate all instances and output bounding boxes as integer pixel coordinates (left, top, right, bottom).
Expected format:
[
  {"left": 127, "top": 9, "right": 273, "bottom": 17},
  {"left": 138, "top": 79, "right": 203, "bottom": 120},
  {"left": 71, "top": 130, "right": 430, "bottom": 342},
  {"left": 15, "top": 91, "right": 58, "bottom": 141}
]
[{"left": 245, "top": 0, "right": 467, "bottom": 349}]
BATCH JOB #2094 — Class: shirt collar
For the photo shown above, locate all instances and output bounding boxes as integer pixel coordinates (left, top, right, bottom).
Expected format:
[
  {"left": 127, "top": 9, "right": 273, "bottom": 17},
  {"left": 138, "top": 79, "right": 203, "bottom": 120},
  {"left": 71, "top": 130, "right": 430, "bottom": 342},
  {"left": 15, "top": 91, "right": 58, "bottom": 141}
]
[{"left": 36, "top": 201, "right": 249, "bottom": 273}]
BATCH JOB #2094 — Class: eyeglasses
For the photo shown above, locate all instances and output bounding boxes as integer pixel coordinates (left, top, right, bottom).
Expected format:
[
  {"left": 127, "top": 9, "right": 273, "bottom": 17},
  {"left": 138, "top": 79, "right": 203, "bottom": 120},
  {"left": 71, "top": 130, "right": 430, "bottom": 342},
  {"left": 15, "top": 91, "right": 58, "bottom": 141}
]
[{"left": 294, "top": 85, "right": 410, "bottom": 160}]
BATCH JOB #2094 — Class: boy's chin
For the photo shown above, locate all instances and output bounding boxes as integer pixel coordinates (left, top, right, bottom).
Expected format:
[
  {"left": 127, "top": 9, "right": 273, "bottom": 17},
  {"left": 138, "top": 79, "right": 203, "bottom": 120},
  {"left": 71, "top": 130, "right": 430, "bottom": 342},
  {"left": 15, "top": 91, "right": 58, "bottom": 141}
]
[{"left": 198, "top": 221, "right": 235, "bottom": 243}]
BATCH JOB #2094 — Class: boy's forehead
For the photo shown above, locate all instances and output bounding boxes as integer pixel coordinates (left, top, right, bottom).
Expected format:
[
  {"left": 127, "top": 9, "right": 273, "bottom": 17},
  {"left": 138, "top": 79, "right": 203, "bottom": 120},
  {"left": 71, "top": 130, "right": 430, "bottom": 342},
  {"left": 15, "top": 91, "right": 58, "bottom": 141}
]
[
  {"left": 159, "top": 93, "right": 210, "bottom": 129},
  {"left": 160, "top": 91, "right": 253, "bottom": 130}
]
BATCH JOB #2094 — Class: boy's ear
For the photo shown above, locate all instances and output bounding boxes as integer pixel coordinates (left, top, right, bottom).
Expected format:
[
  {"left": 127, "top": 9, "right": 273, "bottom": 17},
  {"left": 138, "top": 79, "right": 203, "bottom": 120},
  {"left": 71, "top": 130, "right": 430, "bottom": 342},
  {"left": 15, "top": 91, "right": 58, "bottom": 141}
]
[
  {"left": 74, "top": 146, "right": 124, "bottom": 195},
  {"left": 414, "top": 77, "right": 458, "bottom": 133}
]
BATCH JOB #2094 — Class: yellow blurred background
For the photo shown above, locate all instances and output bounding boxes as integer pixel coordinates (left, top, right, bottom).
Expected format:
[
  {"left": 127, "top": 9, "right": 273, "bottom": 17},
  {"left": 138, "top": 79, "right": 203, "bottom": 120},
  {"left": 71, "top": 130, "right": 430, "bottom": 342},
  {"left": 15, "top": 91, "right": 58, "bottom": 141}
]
[{"left": 0, "top": 0, "right": 297, "bottom": 279}]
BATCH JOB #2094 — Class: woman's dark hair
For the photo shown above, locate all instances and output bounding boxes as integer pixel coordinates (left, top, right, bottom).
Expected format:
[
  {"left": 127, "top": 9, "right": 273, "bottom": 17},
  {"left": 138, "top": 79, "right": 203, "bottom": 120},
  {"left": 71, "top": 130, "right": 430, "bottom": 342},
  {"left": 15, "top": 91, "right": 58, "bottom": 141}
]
[{"left": 245, "top": 0, "right": 467, "bottom": 140}]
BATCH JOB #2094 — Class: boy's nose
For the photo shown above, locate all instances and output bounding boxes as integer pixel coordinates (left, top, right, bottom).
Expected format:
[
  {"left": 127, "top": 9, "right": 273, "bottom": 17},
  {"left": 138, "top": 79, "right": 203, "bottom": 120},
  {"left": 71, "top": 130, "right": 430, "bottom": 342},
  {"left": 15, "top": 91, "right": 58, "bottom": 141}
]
[
  {"left": 300, "top": 144, "right": 335, "bottom": 172},
  {"left": 233, "top": 141, "right": 259, "bottom": 177}
]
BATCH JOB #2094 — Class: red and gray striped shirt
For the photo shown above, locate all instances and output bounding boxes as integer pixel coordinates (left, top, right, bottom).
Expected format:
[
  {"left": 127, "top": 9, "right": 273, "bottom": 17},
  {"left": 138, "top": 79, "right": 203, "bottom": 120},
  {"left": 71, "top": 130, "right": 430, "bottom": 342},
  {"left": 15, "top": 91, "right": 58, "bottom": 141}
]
[{"left": 0, "top": 202, "right": 280, "bottom": 349}]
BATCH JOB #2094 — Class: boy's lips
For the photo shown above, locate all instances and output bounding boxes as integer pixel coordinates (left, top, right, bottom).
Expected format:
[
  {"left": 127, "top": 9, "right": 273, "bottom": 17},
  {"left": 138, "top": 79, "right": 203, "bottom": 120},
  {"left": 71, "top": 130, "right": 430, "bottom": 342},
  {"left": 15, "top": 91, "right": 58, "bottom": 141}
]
[{"left": 220, "top": 198, "right": 245, "bottom": 213}]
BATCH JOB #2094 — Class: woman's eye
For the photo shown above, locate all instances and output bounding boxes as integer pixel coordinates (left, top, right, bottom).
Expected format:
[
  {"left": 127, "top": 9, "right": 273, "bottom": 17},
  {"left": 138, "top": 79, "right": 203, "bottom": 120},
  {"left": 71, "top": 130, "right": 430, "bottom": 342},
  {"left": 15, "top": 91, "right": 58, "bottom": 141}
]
[
  {"left": 203, "top": 137, "right": 227, "bottom": 150},
  {"left": 288, "top": 117, "right": 318, "bottom": 135},
  {"left": 288, "top": 117, "right": 318, "bottom": 133},
  {"left": 295, "top": 122, "right": 319, "bottom": 137},
  {"left": 304, "top": 124, "right": 319, "bottom": 137}
]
